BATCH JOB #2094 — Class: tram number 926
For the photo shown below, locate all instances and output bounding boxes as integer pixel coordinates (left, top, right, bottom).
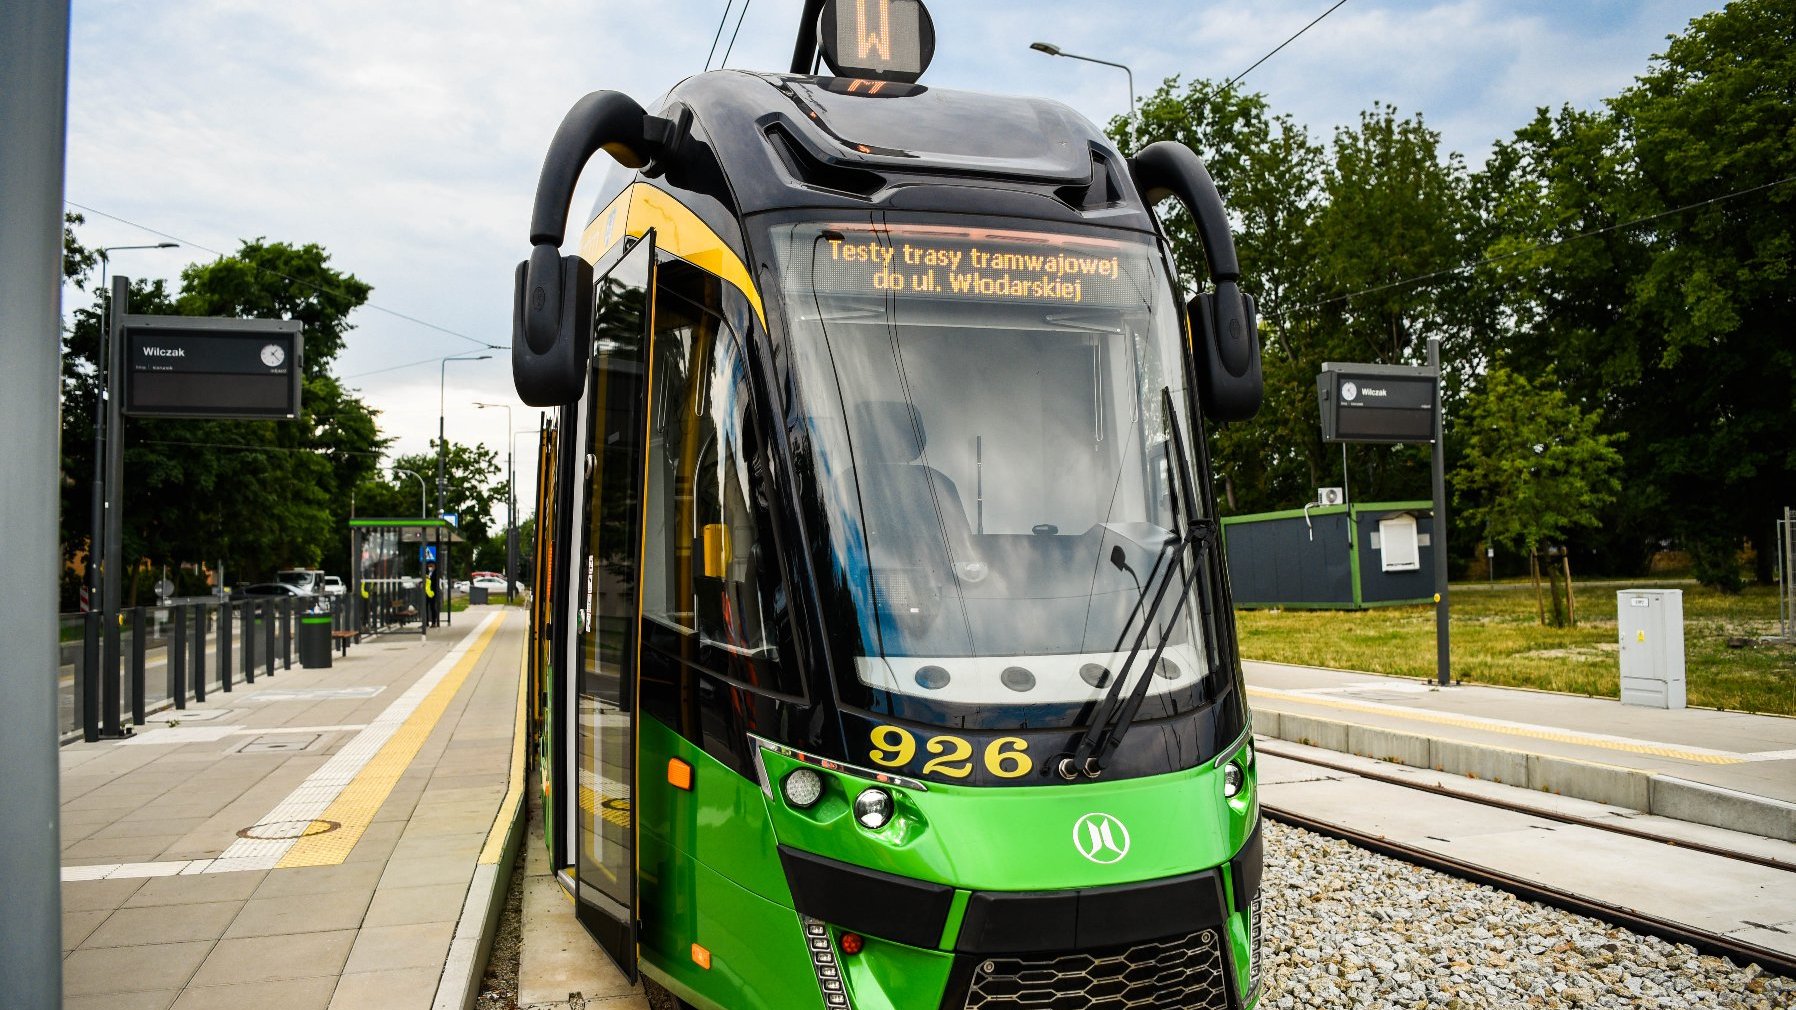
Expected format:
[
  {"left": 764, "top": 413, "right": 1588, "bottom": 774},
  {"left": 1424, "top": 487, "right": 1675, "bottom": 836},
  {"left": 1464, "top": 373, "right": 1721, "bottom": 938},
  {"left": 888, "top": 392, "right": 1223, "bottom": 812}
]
[{"left": 868, "top": 726, "right": 1032, "bottom": 780}]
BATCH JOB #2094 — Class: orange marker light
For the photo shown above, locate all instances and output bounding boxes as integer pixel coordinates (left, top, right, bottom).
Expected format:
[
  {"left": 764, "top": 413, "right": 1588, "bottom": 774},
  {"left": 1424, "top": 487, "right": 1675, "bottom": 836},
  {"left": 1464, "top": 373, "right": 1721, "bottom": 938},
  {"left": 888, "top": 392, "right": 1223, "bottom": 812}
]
[
  {"left": 691, "top": 943, "right": 712, "bottom": 970},
  {"left": 840, "top": 932, "right": 864, "bottom": 955},
  {"left": 668, "top": 758, "right": 693, "bottom": 791}
]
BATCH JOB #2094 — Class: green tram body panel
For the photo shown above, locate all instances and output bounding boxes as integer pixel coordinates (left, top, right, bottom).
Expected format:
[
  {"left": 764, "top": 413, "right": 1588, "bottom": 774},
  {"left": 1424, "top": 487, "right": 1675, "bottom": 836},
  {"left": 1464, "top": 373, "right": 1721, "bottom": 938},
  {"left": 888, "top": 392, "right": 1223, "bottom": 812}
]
[
  {"left": 635, "top": 715, "right": 1259, "bottom": 1009},
  {"left": 520, "top": 19, "right": 1267, "bottom": 1008}
]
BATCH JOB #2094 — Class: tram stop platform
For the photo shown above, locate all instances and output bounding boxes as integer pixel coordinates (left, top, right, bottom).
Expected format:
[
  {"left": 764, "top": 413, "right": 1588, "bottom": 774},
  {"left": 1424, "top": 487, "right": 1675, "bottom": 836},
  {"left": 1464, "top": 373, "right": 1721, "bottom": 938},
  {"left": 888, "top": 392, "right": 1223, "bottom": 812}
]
[
  {"left": 1245, "top": 660, "right": 1796, "bottom": 843},
  {"left": 57, "top": 607, "right": 530, "bottom": 1010}
]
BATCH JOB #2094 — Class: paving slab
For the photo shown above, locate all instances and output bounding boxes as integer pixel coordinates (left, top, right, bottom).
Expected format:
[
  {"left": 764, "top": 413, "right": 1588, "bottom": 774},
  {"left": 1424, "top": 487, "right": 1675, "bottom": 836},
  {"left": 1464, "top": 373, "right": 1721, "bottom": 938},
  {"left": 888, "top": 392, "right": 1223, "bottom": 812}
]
[{"left": 59, "top": 607, "right": 527, "bottom": 1010}]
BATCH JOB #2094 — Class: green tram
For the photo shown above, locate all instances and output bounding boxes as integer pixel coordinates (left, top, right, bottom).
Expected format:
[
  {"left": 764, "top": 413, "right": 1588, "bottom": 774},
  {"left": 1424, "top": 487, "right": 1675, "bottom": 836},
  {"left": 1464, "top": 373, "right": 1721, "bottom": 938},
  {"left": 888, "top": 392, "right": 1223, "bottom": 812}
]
[{"left": 514, "top": 3, "right": 1267, "bottom": 1007}]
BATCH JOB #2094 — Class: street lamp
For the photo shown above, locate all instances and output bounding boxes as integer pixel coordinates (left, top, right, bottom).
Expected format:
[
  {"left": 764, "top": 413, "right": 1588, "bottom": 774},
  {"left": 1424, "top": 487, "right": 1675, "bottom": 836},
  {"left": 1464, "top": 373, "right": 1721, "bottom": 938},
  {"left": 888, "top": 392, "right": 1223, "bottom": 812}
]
[
  {"left": 437, "top": 353, "right": 491, "bottom": 626},
  {"left": 391, "top": 467, "right": 427, "bottom": 517},
  {"left": 473, "top": 401, "right": 515, "bottom": 600},
  {"left": 1030, "top": 41, "right": 1136, "bottom": 121},
  {"left": 87, "top": 242, "right": 177, "bottom": 616}
]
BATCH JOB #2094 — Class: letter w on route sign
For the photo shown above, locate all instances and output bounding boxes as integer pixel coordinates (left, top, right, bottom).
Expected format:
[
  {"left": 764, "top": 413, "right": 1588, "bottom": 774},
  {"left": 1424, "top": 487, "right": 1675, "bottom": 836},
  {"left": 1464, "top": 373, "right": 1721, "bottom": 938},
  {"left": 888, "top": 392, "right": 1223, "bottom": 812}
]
[{"left": 856, "top": 0, "right": 891, "bottom": 60}]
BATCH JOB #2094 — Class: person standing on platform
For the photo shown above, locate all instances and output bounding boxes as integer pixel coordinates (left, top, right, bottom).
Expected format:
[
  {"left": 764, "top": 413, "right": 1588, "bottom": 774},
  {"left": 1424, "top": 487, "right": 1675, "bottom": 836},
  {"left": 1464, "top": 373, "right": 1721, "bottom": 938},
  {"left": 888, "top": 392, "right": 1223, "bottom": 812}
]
[{"left": 423, "top": 561, "right": 440, "bottom": 628}]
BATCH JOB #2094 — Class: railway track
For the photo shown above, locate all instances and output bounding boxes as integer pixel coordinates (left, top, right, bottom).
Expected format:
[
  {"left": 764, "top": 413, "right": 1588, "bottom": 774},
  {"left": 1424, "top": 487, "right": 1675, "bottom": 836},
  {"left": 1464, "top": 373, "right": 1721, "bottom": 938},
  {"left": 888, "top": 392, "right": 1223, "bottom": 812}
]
[{"left": 1258, "top": 745, "right": 1796, "bottom": 979}]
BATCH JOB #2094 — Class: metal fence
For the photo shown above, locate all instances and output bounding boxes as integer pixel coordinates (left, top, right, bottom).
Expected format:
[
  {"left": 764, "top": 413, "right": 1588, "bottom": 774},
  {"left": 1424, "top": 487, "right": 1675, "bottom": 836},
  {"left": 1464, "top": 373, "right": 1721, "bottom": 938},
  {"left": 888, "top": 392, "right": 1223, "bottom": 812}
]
[
  {"left": 1779, "top": 507, "right": 1794, "bottom": 642},
  {"left": 60, "top": 595, "right": 345, "bottom": 743}
]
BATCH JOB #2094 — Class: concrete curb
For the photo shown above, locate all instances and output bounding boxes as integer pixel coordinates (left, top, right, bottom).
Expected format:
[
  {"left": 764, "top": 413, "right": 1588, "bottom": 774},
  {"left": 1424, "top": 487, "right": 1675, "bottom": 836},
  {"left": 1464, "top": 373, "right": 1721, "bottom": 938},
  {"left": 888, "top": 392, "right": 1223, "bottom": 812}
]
[
  {"left": 434, "top": 780, "right": 527, "bottom": 1010},
  {"left": 1254, "top": 707, "right": 1796, "bottom": 843}
]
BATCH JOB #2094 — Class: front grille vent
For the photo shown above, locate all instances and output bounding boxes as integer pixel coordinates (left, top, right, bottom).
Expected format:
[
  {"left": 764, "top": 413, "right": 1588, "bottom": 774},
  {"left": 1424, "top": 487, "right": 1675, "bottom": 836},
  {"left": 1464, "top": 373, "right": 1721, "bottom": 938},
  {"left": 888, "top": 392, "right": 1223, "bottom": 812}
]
[{"left": 963, "top": 929, "right": 1231, "bottom": 1010}]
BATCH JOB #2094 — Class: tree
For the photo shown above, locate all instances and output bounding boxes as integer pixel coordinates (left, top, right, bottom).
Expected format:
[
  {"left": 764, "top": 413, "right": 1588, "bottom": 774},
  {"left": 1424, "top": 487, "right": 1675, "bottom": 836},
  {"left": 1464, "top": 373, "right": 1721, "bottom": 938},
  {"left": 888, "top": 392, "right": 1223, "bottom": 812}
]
[
  {"left": 58, "top": 230, "right": 387, "bottom": 604},
  {"left": 1455, "top": 367, "right": 1623, "bottom": 624},
  {"left": 1473, "top": 1, "right": 1796, "bottom": 589},
  {"left": 390, "top": 442, "right": 507, "bottom": 575}
]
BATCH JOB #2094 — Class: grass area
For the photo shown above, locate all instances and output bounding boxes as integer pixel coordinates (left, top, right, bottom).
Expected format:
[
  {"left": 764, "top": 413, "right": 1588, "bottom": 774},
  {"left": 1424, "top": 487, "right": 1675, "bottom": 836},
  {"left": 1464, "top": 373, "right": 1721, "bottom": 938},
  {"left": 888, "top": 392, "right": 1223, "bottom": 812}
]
[{"left": 1235, "top": 580, "right": 1796, "bottom": 716}]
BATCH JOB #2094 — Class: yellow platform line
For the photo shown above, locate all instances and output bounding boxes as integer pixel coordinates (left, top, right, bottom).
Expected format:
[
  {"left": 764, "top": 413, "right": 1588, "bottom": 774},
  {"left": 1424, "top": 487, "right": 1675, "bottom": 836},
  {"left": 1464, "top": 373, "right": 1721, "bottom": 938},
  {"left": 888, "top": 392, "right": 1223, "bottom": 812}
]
[
  {"left": 479, "top": 632, "right": 530, "bottom": 866},
  {"left": 1247, "top": 687, "right": 1745, "bottom": 765},
  {"left": 280, "top": 614, "right": 508, "bottom": 867}
]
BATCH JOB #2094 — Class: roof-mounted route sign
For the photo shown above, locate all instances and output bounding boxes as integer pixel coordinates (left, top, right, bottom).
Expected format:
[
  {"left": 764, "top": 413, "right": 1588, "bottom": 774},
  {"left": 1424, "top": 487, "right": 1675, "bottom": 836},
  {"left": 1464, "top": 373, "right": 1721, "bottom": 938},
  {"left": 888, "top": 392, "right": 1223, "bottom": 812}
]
[{"left": 819, "top": 0, "right": 935, "bottom": 83}]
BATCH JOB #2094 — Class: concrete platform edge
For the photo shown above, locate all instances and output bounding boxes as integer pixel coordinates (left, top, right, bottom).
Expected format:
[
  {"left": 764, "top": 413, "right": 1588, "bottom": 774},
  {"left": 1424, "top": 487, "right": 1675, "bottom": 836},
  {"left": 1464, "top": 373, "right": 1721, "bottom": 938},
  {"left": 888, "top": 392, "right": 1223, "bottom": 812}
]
[
  {"left": 433, "top": 786, "right": 526, "bottom": 1010},
  {"left": 1255, "top": 706, "right": 1796, "bottom": 842}
]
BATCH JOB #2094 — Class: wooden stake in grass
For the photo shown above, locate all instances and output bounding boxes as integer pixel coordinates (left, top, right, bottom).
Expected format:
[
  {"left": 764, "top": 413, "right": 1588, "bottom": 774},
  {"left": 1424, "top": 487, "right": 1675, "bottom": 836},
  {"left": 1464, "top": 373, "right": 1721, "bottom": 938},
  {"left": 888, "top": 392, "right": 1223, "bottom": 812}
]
[
  {"left": 1531, "top": 550, "right": 1546, "bottom": 625},
  {"left": 1563, "top": 552, "right": 1577, "bottom": 627}
]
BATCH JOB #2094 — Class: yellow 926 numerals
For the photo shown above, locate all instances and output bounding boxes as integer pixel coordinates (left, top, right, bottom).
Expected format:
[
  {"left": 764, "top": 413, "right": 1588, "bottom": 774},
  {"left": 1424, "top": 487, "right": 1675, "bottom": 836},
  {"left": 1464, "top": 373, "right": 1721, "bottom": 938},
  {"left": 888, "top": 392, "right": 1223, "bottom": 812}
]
[{"left": 868, "top": 725, "right": 1032, "bottom": 780}]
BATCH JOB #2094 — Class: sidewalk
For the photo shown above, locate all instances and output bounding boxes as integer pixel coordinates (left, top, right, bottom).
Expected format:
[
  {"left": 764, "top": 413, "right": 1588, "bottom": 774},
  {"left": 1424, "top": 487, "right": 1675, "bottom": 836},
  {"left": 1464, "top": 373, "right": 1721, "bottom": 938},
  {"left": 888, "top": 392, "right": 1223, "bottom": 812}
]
[
  {"left": 1245, "top": 659, "right": 1796, "bottom": 841},
  {"left": 58, "top": 606, "right": 527, "bottom": 1010}
]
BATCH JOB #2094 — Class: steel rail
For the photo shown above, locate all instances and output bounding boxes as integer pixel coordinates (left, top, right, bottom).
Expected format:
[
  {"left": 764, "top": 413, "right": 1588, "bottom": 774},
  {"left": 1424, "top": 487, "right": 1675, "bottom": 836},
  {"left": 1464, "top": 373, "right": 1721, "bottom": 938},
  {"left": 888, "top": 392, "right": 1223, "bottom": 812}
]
[
  {"left": 1256, "top": 741, "right": 1796, "bottom": 874},
  {"left": 1261, "top": 804, "right": 1796, "bottom": 979}
]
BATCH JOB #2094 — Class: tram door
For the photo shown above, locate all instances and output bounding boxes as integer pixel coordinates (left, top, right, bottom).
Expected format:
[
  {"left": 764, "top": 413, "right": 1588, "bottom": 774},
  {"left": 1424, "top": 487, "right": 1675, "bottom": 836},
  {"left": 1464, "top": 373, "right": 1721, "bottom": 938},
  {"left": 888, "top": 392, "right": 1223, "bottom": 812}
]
[{"left": 569, "top": 235, "right": 655, "bottom": 977}]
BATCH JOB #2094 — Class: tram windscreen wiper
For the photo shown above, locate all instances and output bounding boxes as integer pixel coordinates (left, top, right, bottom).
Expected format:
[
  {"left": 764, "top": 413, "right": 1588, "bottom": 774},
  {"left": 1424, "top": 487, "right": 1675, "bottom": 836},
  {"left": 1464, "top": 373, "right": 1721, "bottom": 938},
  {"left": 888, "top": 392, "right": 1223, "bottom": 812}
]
[{"left": 1060, "top": 388, "right": 1212, "bottom": 779}]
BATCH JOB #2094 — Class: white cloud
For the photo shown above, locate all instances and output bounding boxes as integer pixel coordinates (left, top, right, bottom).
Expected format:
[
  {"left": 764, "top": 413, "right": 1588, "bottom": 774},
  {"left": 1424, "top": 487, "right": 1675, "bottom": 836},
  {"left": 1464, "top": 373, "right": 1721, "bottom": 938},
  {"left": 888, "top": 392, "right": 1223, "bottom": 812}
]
[{"left": 64, "top": 0, "right": 1721, "bottom": 523}]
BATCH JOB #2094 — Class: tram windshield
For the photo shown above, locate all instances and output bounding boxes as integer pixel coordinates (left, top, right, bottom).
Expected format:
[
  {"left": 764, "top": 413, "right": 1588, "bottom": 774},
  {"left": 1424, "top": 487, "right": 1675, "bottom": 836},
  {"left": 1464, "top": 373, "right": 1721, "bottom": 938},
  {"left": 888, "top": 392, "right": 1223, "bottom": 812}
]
[{"left": 770, "top": 217, "right": 1218, "bottom": 729}]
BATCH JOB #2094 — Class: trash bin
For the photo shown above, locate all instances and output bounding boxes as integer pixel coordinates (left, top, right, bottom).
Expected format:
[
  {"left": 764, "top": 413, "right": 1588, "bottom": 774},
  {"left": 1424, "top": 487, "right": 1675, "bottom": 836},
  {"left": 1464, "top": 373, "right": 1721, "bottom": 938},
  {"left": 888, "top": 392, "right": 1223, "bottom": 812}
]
[
  {"left": 469, "top": 585, "right": 489, "bottom": 606},
  {"left": 298, "top": 614, "right": 334, "bottom": 669}
]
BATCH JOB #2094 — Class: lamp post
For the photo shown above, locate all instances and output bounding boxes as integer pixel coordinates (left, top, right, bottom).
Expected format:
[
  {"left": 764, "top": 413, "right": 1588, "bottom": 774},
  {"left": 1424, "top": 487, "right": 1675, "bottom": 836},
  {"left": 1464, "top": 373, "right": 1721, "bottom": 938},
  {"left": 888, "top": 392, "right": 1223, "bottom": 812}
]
[
  {"left": 86, "top": 243, "right": 177, "bottom": 613},
  {"left": 473, "top": 401, "right": 515, "bottom": 600},
  {"left": 391, "top": 467, "right": 427, "bottom": 517},
  {"left": 1029, "top": 41, "right": 1136, "bottom": 121},
  {"left": 437, "top": 354, "right": 490, "bottom": 626}
]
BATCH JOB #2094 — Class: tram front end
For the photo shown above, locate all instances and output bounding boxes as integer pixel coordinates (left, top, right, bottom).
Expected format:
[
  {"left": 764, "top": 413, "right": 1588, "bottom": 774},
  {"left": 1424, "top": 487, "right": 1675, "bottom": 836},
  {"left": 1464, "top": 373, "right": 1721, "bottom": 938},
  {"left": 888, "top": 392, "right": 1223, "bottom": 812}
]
[{"left": 514, "top": 3, "right": 1266, "bottom": 1008}]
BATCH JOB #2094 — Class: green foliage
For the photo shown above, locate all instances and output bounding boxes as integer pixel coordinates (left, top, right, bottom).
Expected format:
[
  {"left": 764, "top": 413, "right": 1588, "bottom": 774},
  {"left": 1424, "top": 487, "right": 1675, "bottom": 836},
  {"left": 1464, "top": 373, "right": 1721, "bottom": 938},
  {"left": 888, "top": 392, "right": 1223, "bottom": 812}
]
[
  {"left": 58, "top": 231, "right": 387, "bottom": 604},
  {"left": 1453, "top": 366, "right": 1623, "bottom": 555},
  {"left": 1471, "top": 1, "right": 1796, "bottom": 589},
  {"left": 1114, "top": 3, "right": 1791, "bottom": 592},
  {"left": 1113, "top": 83, "right": 1473, "bottom": 513}
]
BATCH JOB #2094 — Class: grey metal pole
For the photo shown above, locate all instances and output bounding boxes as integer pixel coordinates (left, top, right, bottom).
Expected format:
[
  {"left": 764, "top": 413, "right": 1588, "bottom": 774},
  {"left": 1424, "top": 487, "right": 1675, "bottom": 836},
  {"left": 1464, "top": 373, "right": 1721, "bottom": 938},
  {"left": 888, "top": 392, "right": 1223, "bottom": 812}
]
[
  {"left": 0, "top": 2, "right": 71, "bottom": 1002},
  {"left": 102, "top": 274, "right": 128, "bottom": 736},
  {"left": 1429, "top": 337, "right": 1451, "bottom": 687}
]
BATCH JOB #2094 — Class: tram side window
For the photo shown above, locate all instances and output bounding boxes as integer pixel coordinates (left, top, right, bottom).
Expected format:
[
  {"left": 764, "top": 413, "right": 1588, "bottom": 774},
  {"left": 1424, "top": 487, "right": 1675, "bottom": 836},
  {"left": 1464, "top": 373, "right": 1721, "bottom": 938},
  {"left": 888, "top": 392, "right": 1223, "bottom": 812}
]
[{"left": 642, "top": 260, "right": 789, "bottom": 693}]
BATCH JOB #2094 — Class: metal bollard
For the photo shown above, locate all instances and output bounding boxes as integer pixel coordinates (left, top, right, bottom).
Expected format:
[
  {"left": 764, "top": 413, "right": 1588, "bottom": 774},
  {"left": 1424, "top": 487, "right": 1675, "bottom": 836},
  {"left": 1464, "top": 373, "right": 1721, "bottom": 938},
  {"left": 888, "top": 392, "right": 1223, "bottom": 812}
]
[
  {"left": 130, "top": 606, "right": 146, "bottom": 726},
  {"left": 281, "top": 598, "right": 293, "bottom": 669},
  {"left": 264, "top": 600, "right": 277, "bottom": 679},
  {"left": 82, "top": 609, "right": 101, "bottom": 742},
  {"left": 170, "top": 604, "right": 187, "bottom": 709},
  {"left": 219, "top": 602, "right": 233, "bottom": 692},
  {"left": 103, "top": 607, "right": 123, "bottom": 737},
  {"left": 241, "top": 602, "right": 255, "bottom": 684},
  {"left": 193, "top": 604, "right": 208, "bottom": 702}
]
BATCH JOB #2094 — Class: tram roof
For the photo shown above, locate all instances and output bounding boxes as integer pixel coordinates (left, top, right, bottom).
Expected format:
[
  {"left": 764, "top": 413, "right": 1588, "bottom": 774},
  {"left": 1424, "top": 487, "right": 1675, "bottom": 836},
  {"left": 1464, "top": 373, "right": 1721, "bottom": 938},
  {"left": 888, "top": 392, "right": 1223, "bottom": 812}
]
[{"left": 591, "top": 71, "right": 1156, "bottom": 237}]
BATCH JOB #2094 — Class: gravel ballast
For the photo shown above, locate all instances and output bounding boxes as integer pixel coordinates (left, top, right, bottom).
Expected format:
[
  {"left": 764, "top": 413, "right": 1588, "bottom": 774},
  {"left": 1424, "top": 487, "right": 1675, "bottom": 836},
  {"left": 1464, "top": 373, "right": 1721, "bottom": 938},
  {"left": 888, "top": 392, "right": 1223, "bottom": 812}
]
[{"left": 1261, "top": 822, "right": 1796, "bottom": 1009}]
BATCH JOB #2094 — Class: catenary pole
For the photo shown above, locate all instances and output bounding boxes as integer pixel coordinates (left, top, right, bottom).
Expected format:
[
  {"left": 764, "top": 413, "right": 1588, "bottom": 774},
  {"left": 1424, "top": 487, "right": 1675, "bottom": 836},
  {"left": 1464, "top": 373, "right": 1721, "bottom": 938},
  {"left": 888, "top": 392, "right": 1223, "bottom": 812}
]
[
  {"left": 1429, "top": 337, "right": 1451, "bottom": 686},
  {"left": 0, "top": 1, "right": 71, "bottom": 1002}
]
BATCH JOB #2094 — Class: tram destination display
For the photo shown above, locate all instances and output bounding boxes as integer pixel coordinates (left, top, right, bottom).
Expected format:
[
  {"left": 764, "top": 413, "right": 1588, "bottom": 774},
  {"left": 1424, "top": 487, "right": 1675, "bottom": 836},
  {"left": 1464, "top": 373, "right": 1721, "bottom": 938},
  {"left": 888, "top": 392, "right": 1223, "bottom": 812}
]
[
  {"left": 122, "top": 315, "right": 304, "bottom": 420},
  {"left": 1317, "top": 361, "right": 1437, "bottom": 444},
  {"left": 808, "top": 226, "right": 1135, "bottom": 307}
]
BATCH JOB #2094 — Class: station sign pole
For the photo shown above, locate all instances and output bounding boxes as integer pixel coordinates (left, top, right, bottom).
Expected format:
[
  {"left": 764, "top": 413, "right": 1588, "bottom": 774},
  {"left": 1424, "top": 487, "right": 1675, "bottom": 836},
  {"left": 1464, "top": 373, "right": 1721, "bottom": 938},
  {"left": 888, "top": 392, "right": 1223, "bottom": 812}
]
[
  {"left": 1317, "top": 350, "right": 1451, "bottom": 687},
  {"left": 1428, "top": 338, "right": 1450, "bottom": 687}
]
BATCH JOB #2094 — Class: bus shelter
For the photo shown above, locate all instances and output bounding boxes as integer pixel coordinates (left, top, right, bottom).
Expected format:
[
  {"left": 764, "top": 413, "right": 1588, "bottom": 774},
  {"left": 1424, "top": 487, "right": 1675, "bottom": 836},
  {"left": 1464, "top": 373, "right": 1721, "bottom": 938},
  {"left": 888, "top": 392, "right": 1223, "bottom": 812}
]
[{"left": 348, "top": 518, "right": 463, "bottom": 638}]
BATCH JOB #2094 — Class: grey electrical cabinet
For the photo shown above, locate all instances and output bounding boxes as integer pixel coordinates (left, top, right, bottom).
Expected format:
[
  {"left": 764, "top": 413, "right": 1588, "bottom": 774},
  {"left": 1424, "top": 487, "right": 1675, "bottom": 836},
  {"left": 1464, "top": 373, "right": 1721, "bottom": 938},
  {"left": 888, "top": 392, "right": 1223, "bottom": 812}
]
[{"left": 1618, "top": 589, "right": 1685, "bottom": 709}]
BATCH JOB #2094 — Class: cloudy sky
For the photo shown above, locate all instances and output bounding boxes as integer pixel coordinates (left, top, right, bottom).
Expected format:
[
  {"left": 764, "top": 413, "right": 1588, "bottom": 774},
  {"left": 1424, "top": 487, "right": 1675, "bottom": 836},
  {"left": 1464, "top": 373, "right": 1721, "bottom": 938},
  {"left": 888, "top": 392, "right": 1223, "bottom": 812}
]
[{"left": 63, "top": 0, "right": 1719, "bottom": 522}]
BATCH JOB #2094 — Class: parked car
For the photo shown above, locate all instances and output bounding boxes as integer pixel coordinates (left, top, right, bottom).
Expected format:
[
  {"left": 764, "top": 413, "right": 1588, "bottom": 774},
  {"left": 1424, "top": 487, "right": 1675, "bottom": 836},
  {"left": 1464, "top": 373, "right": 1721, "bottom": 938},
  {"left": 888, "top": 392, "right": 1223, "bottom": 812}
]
[
  {"left": 274, "top": 568, "right": 325, "bottom": 595},
  {"left": 322, "top": 575, "right": 346, "bottom": 596},
  {"left": 239, "top": 582, "right": 309, "bottom": 597},
  {"left": 452, "top": 579, "right": 471, "bottom": 596},
  {"left": 472, "top": 576, "right": 509, "bottom": 593}
]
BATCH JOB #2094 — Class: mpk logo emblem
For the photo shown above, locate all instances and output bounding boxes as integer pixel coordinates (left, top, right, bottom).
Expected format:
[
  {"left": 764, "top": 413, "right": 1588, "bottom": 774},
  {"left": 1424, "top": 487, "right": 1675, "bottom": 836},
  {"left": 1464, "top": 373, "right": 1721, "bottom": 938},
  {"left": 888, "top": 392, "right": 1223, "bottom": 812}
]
[{"left": 1072, "top": 812, "right": 1131, "bottom": 864}]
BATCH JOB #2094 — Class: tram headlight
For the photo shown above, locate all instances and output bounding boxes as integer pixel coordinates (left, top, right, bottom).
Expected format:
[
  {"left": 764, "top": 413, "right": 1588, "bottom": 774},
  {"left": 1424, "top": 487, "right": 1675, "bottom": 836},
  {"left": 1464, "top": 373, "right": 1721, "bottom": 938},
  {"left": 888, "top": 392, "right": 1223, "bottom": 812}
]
[
  {"left": 853, "top": 787, "right": 894, "bottom": 830},
  {"left": 784, "top": 768, "right": 825, "bottom": 809},
  {"left": 1223, "top": 761, "right": 1245, "bottom": 799}
]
